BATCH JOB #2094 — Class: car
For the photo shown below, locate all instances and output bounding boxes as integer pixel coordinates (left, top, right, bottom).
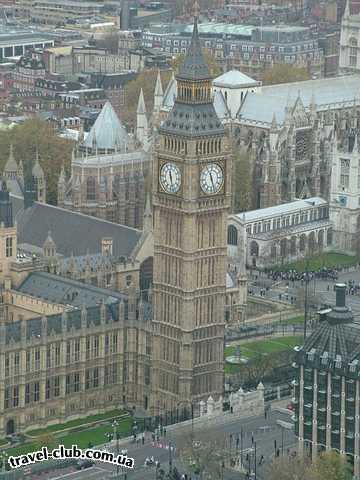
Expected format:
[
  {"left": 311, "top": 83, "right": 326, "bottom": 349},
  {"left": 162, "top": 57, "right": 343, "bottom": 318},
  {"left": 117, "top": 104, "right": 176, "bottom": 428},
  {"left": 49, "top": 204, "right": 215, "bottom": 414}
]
[
  {"left": 287, "top": 403, "right": 295, "bottom": 412},
  {"left": 75, "top": 459, "right": 95, "bottom": 470}
]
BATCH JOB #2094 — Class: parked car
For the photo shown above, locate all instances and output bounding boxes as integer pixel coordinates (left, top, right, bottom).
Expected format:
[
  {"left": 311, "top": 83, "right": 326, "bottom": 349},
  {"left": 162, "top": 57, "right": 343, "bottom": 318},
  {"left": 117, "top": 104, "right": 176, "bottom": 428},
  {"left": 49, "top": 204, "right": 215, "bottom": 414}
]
[{"left": 75, "top": 459, "right": 94, "bottom": 470}]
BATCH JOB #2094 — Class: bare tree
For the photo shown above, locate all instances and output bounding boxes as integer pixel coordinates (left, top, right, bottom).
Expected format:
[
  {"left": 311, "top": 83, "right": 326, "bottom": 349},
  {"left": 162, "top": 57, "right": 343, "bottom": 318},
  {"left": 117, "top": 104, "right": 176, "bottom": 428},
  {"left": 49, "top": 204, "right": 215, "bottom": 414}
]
[{"left": 178, "top": 433, "right": 230, "bottom": 479}]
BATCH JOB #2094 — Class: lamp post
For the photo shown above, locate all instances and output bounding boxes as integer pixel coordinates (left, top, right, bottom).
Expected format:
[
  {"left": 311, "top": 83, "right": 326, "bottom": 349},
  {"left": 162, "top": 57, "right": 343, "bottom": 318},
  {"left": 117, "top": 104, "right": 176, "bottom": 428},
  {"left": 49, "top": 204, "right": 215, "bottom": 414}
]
[
  {"left": 112, "top": 420, "right": 119, "bottom": 475},
  {"left": 0, "top": 452, "right": 8, "bottom": 472}
]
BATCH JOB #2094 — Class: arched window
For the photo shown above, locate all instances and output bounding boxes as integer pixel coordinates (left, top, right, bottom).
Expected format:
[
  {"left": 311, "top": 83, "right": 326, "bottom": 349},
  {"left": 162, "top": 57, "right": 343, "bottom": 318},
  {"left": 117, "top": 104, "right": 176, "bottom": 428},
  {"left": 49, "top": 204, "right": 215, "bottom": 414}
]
[
  {"left": 350, "top": 37, "right": 358, "bottom": 67},
  {"left": 86, "top": 176, "right": 96, "bottom": 201},
  {"left": 280, "top": 238, "right": 287, "bottom": 257},
  {"left": 227, "top": 225, "right": 238, "bottom": 246}
]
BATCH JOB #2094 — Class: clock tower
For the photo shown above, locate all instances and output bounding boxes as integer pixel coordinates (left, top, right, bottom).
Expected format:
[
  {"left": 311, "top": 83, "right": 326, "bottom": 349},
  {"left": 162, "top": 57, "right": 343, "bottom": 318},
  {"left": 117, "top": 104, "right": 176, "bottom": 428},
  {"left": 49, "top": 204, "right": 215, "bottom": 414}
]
[{"left": 151, "top": 10, "right": 232, "bottom": 413}]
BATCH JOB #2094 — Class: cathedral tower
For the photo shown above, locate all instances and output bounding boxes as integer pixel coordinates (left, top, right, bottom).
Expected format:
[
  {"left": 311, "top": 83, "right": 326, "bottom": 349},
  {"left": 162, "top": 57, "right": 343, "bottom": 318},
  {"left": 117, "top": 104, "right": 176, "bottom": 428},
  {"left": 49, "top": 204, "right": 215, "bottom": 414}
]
[{"left": 151, "top": 9, "right": 231, "bottom": 412}]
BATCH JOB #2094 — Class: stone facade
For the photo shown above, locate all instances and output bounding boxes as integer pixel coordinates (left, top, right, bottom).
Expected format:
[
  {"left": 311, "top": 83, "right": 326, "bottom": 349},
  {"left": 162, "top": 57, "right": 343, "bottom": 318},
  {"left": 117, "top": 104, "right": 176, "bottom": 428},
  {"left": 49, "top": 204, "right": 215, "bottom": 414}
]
[
  {"left": 339, "top": 0, "right": 360, "bottom": 73},
  {"left": 151, "top": 14, "right": 232, "bottom": 413},
  {"left": 330, "top": 131, "right": 360, "bottom": 254},
  {"left": 58, "top": 102, "right": 150, "bottom": 229},
  {"left": 228, "top": 197, "right": 333, "bottom": 269}
]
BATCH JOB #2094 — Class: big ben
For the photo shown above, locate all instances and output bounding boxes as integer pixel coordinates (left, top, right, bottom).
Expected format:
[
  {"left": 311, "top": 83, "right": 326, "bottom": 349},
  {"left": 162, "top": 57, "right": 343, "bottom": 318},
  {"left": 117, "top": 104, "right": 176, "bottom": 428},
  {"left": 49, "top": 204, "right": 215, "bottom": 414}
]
[{"left": 151, "top": 8, "right": 231, "bottom": 413}]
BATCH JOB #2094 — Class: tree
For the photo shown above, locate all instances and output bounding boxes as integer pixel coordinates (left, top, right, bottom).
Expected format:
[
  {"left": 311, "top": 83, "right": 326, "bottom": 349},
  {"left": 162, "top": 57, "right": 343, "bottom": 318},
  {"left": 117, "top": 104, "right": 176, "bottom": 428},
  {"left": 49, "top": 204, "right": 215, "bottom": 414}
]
[
  {"left": 122, "top": 70, "right": 172, "bottom": 128},
  {"left": 37, "top": 433, "right": 56, "bottom": 449},
  {"left": 266, "top": 455, "right": 310, "bottom": 480},
  {"left": 266, "top": 451, "right": 352, "bottom": 480},
  {"left": 263, "top": 64, "right": 310, "bottom": 86},
  {"left": 310, "top": 451, "right": 352, "bottom": 480},
  {"left": 179, "top": 433, "right": 229, "bottom": 479},
  {"left": 0, "top": 119, "right": 74, "bottom": 204},
  {"left": 232, "top": 144, "right": 253, "bottom": 213}
]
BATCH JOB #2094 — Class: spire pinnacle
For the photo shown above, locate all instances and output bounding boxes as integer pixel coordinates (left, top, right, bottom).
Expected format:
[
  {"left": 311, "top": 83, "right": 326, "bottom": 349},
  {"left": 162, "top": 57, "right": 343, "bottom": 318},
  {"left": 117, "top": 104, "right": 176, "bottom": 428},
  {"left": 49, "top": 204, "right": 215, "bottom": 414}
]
[
  {"left": 155, "top": 70, "right": 163, "bottom": 97},
  {"left": 344, "top": 0, "right": 350, "bottom": 18},
  {"left": 176, "top": 6, "right": 210, "bottom": 81},
  {"left": 137, "top": 88, "right": 146, "bottom": 115}
]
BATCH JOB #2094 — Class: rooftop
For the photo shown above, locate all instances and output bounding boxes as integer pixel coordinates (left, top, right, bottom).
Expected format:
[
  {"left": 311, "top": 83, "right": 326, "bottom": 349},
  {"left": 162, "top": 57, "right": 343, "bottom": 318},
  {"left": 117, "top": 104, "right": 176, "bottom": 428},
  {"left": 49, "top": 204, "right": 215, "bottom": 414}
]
[
  {"left": 236, "top": 197, "right": 327, "bottom": 222},
  {"left": 12, "top": 196, "right": 142, "bottom": 258},
  {"left": 238, "top": 75, "right": 360, "bottom": 125},
  {"left": 18, "top": 271, "right": 125, "bottom": 308},
  {"left": 213, "top": 70, "right": 259, "bottom": 89},
  {"left": 83, "top": 101, "right": 129, "bottom": 152},
  {"left": 144, "top": 22, "right": 254, "bottom": 38}
]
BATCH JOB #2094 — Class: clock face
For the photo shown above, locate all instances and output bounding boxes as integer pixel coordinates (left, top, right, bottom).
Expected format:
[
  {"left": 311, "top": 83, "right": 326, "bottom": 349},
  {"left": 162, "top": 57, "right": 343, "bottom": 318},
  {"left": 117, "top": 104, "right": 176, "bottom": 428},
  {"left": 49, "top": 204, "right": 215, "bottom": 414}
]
[
  {"left": 200, "top": 163, "right": 224, "bottom": 195},
  {"left": 160, "top": 162, "right": 181, "bottom": 194}
]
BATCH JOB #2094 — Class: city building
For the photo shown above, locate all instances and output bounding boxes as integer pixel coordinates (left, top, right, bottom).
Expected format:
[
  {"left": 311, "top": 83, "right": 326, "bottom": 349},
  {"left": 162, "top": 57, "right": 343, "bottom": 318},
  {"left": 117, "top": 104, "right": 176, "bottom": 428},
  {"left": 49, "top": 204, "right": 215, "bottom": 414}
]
[
  {"left": 2, "top": 145, "right": 46, "bottom": 203},
  {"left": 329, "top": 131, "right": 360, "bottom": 254},
  {"left": 0, "top": 25, "right": 54, "bottom": 61},
  {"left": 151, "top": 12, "right": 231, "bottom": 411},
  {"left": 228, "top": 198, "right": 332, "bottom": 269},
  {"left": 294, "top": 284, "right": 360, "bottom": 477},
  {"left": 28, "top": 0, "right": 104, "bottom": 25},
  {"left": 142, "top": 22, "right": 324, "bottom": 79},
  {"left": 212, "top": 70, "right": 260, "bottom": 119},
  {"left": 234, "top": 75, "right": 360, "bottom": 211},
  {"left": 339, "top": 0, "right": 360, "bottom": 73},
  {"left": 58, "top": 101, "right": 150, "bottom": 229}
]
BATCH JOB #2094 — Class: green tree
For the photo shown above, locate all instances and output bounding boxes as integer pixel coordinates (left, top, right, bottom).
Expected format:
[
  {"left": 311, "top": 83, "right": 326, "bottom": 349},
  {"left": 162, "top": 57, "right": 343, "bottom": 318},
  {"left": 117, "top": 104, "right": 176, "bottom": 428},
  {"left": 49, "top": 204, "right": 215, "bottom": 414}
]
[
  {"left": 232, "top": 144, "right": 253, "bottom": 213},
  {"left": 122, "top": 70, "right": 172, "bottom": 128},
  {"left": 266, "top": 451, "right": 352, "bottom": 480},
  {"left": 310, "top": 451, "right": 352, "bottom": 480},
  {"left": 263, "top": 64, "right": 310, "bottom": 86},
  {"left": 0, "top": 119, "right": 74, "bottom": 204},
  {"left": 266, "top": 455, "right": 310, "bottom": 480}
]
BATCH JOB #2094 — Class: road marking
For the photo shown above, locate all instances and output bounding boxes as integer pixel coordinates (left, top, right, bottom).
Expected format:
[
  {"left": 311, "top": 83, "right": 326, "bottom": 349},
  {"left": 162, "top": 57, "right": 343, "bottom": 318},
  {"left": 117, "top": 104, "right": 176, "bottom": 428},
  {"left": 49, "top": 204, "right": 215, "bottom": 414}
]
[{"left": 48, "top": 467, "right": 105, "bottom": 480}]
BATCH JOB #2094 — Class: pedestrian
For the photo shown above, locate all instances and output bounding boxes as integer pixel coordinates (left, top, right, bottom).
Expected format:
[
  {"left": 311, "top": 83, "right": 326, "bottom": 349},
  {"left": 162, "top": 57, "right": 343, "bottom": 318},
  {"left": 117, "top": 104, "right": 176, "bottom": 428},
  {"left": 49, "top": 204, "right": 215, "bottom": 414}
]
[
  {"left": 163, "top": 427, "right": 167, "bottom": 437},
  {"left": 142, "top": 434, "right": 145, "bottom": 445}
]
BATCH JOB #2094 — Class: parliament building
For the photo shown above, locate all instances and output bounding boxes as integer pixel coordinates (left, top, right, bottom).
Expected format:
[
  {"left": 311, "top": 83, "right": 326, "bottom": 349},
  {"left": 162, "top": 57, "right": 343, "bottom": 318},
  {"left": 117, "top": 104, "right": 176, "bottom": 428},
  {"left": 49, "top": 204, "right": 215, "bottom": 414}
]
[{"left": 0, "top": 12, "right": 231, "bottom": 436}]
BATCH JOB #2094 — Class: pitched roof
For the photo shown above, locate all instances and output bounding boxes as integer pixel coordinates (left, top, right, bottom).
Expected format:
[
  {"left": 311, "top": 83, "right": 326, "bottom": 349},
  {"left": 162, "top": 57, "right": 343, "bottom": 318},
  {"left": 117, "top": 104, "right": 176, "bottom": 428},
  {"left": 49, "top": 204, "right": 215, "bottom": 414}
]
[
  {"left": 83, "top": 101, "right": 129, "bottom": 152},
  {"left": 213, "top": 70, "right": 259, "bottom": 89},
  {"left": 13, "top": 197, "right": 142, "bottom": 258},
  {"left": 18, "top": 271, "right": 126, "bottom": 308},
  {"left": 4, "top": 144, "right": 18, "bottom": 172},
  {"left": 236, "top": 197, "right": 327, "bottom": 222},
  {"left": 154, "top": 69, "right": 163, "bottom": 97},
  {"left": 238, "top": 75, "right": 360, "bottom": 125},
  {"left": 137, "top": 88, "right": 146, "bottom": 115},
  {"left": 177, "top": 16, "right": 211, "bottom": 82}
]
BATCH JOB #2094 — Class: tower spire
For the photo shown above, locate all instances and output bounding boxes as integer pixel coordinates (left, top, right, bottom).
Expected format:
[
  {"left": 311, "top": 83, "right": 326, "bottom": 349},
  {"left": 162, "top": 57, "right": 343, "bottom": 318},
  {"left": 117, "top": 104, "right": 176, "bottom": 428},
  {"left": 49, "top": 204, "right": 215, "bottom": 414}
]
[{"left": 176, "top": 3, "right": 210, "bottom": 82}]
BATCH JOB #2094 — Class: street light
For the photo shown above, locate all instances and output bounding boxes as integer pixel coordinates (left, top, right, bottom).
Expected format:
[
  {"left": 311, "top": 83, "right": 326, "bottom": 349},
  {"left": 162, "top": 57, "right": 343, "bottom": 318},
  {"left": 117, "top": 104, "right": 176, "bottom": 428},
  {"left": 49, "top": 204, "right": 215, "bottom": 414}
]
[
  {"left": 0, "top": 452, "right": 8, "bottom": 472},
  {"left": 112, "top": 420, "right": 120, "bottom": 475}
]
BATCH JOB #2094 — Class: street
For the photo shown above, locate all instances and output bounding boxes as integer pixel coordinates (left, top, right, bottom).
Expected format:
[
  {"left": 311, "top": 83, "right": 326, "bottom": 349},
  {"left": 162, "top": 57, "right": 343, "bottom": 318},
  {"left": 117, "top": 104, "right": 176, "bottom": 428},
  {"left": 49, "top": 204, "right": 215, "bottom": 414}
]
[
  {"left": 250, "top": 268, "right": 360, "bottom": 317},
  {"left": 32, "top": 408, "right": 296, "bottom": 480}
]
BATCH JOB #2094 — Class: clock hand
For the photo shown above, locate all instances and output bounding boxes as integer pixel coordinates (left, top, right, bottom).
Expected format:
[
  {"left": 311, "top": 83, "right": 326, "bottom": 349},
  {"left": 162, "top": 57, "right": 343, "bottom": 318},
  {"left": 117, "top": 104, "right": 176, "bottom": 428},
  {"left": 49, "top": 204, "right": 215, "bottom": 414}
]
[
  {"left": 210, "top": 172, "right": 215, "bottom": 189},
  {"left": 169, "top": 171, "right": 173, "bottom": 184}
]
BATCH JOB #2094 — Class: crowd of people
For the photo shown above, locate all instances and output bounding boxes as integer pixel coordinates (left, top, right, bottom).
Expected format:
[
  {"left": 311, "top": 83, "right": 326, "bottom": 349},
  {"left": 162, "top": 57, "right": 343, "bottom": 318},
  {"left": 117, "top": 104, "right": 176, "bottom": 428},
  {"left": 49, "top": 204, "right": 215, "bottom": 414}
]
[{"left": 266, "top": 267, "right": 338, "bottom": 283}]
